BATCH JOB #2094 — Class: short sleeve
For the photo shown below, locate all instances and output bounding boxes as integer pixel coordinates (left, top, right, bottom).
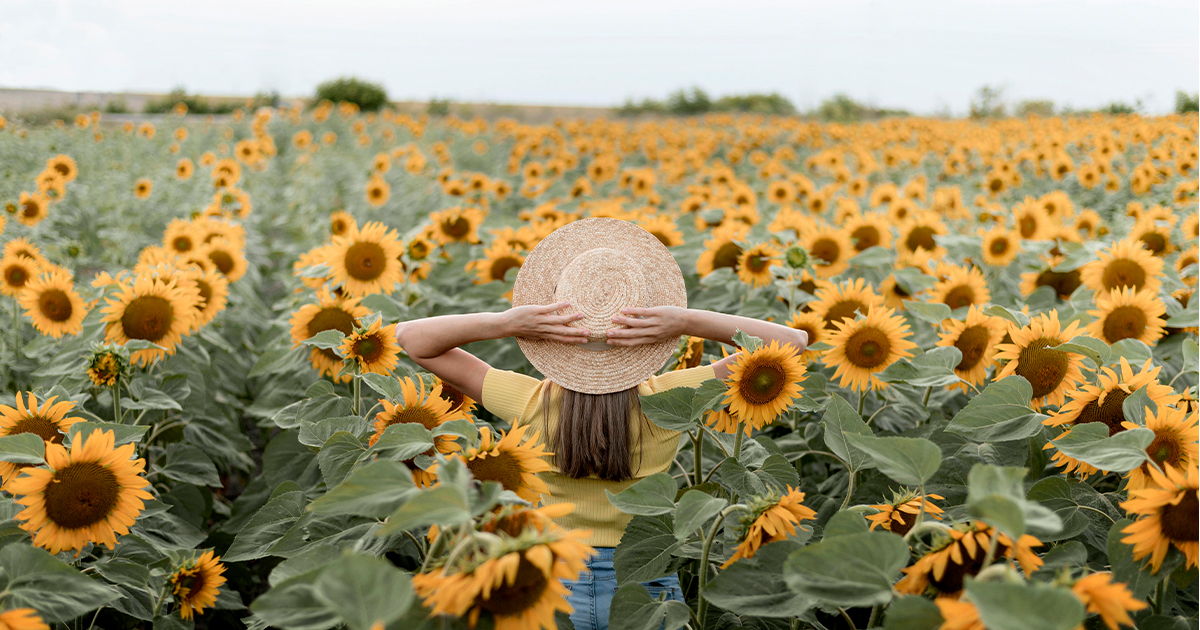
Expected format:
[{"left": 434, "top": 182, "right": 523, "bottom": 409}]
[
  {"left": 481, "top": 369, "right": 544, "bottom": 424},
  {"left": 640, "top": 365, "right": 717, "bottom": 395}
]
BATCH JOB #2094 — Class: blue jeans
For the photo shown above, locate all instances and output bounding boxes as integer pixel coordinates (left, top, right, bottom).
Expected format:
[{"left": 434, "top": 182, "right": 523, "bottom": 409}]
[{"left": 563, "top": 547, "right": 685, "bottom": 630}]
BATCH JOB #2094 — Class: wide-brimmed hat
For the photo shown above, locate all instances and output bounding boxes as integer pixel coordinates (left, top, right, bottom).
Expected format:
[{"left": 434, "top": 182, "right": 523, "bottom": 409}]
[{"left": 511, "top": 218, "right": 686, "bottom": 394}]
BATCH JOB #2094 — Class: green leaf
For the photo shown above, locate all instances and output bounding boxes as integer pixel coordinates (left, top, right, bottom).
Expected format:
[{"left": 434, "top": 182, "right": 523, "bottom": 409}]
[
  {"left": 946, "top": 377, "right": 1048, "bottom": 442},
  {"left": 614, "top": 515, "right": 684, "bottom": 585},
  {"left": 1122, "top": 385, "right": 1158, "bottom": 426},
  {"left": 883, "top": 596, "right": 943, "bottom": 630},
  {"left": 250, "top": 569, "right": 342, "bottom": 630},
  {"left": 313, "top": 554, "right": 414, "bottom": 630},
  {"left": 844, "top": 434, "right": 942, "bottom": 486},
  {"left": 821, "top": 393, "right": 875, "bottom": 472},
  {"left": 1050, "top": 241, "right": 1096, "bottom": 272},
  {"left": 718, "top": 456, "right": 768, "bottom": 497},
  {"left": 122, "top": 388, "right": 183, "bottom": 411},
  {"left": 1048, "top": 336, "right": 1109, "bottom": 369},
  {"left": 159, "top": 443, "right": 221, "bottom": 486},
  {"left": 673, "top": 490, "right": 727, "bottom": 541},
  {"left": 755, "top": 453, "right": 801, "bottom": 491},
  {"left": 608, "top": 583, "right": 691, "bottom": 630},
  {"left": 732, "top": 329, "right": 764, "bottom": 352},
  {"left": 1108, "top": 339, "right": 1153, "bottom": 367},
  {"left": 966, "top": 465, "right": 1061, "bottom": 539},
  {"left": 310, "top": 460, "right": 418, "bottom": 518},
  {"left": 849, "top": 246, "right": 896, "bottom": 268},
  {"left": 782, "top": 530, "right": 909, "bottom": 607},
  {"left": 303, "top": 329, "right": 346, "bottom": 350},
  {"left": 893, "top": 267, "right": 936, "bottom": 295},
  {"left": 360, "top": 373, "right": 405, "bottom": 401},
  {"left": 0, "top": 544, "right": 120, "bottom": 623},
  {"left": 67, "top": 422, "right": 149, "bottom": 446},
  {"left": 248, "top": 346, "right": 304, "bottom": 378},
  {"left": 984, "top": 304, "right": 1030, "bottom": 329},
  {"left": 607, "top": 473, "right": 678, "bottom": 516},
  {"left": 317, "top": 432, "right": 367, "bottom": 488},
  {"left": 368, "top": 422, "right": 435, "bottom": 463},
  {"left": 703, "top": 540, "right": 813, "bottom": 618},
  {"left": 639, "top": 387, "right": 702, "bottom": 431},
  {"left": 876, "top": 346, "right": 963, "bottom": 387},
  {"left": 1050, "top": 423, "right": 1153, "bottom": 473},
  {"left": 378, "top": 485, "right": 470, "bottom": 535},
  {"left": 1026, "top": 476, "right": 1120, "bottom": 544},
  {"left": 0, "top": 433, "right": 45, "bottom": 464},
  {"left": 903, "top": 301, "right": 952, "bottom": 325},
  {"left": 299, "top": 415, "right": 370, "bottom": 448},
  {"left": 432, "top": 419, "right": 479, "bottom": 444},
  {"left": 1183, "top": 338, "right": 1198, "bottom": 375},
  {"left": 965, "top": 578, "right": 1085, "bottom": 630},
  {"left": 1166, "top": 294, "right": 1198, "bottom": 327},
  {"left": 823, "top": 510, "right": 869, "bottom": 538},
  {"left": 223, "top": 489, "right": 307, "bottom": 562}
]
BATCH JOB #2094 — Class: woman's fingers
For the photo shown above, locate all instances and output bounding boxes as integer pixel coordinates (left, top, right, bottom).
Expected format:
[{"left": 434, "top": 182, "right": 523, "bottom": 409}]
[
  {"left": 543, "top": 325, "right": 590, "bottom": 337},
  {"left": 540, "top": 301, "right": 571, "bottom": 313},
  {"left": 610, "top": 314, "right": 651, "bottom": 327},
  {"left": 550, "top": 312, "right": 585, "bottom": 325},
  {"left": 548, "top": 334, "right": 589, "bottom": 344},
  {"left": 620, "top": 306, "right": 657, "bottom": 317}
]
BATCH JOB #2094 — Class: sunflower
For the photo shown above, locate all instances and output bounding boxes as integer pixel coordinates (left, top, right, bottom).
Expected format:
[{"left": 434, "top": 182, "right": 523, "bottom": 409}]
[
  {"left": 16, "top": 192, "right": 48, "bottom": 227},
  {"left": 823, "top": 306, "right": 917, "bottom": 392},
  {"left": 0, "top": 254, "right": 39, "bottom": 297},
  {"left": 934, "top": 599, "right": 983, "bottom": 630},
  {"left": 979, "top": 226, "right": 1020, "bottom": 266},
  {"left": 102, "top": 275, "right": 198, "bottom": 365},
  {"left": 722, "top": 487, "right": 816, "bottom": 567},
  {"left": 289, "top": 292, "right": 371, "bottom": 382},
  {"left": 170, "top": 550, "right": 227, "bottom": 620},
  {"left": 46, "top": 154, "right": 78, "bottom": 182},
  {"left": 722, "top": 341, "right": 806, "bottom": 431},
  {"left": 434, "top": 376, "right": 477, "bottom": 416},
  {"left": 1071, "top": 572, "right": 1146, "bottom": 630},
  {"left": 365, "top": 175, "right": 390, "bottom": 207},
  {"left": 785, "top": 311, "right": 823, "bottom": 363},
  {"left": 696, "top": 231, "right": 744, "bottom": 277},
  {"left": 134, "top": 178, "right": 153, "bottom": 200},
  {"left": 637, "top": 215, "right": 684, "bottom": 248},
  {"left": 1081, "top": 238, "right": 1164, "bottom": 296},
  {"left": 1019, "top": 256, "right": 1083, "bottom": 299},
  {"left": 1177, "top": 246, "right": 1198, "bottom": 284},
  {"left": 0, "top": 393, "right": 81, "bottom": 486},
  {"left": 87, "top": 347, "right": 128, "bottom": 388},
  {"left": 429, "top": 206, "right": 486, "bottom": 245},
  {"left": 1120, "top": 465, "right": 1198, "bottom": 572},
  {"left": 897, "top": 214, "right": 947, "bottom": 260},
  {"left": 328, "top": 222, "right": 404, "bottom": 296},
  {"left": 1012, "top": 198, "right": 1050, "bottom": 240},
  {"left": 17, "top": 270, "right": 87, "bottom": 338},
  {"left": 1122, "top": 405, "right": 1198, "bottom": 492},
  {"left": 175, "top": 158, "right": 194, "bottom": 181},
  {"left": 2, "top": 238, "right": 45, "bottom": 265},
  {"left": 810, "top": 277, "right": 884, "bottom": 330},
  {"left": 9, "top": 429, "right": 152, "bottom": 554},
  {"left": 330, "top": 210, "right": 356, "bottom": 237},
  {"left": 339, "top": 318, "right": 401, "bottom": 375},
  {"left": 466, "top": 242, "right": 525, "bottom": 285},
  {"left": 163, "top": 218, "right": 201, "bottom": 255},
  {"left": 935, "top": 306, "right": 1006, "bottom": 390},
  {"left": 1130, "top": 219, "right": 1173, "bottom": 257},
  {"left": 844, "top": 213, "right": 893, "bottom": 252},
  {"left": 895, "top": 522, "right": 1044, "bottom": 598},
  {"left": 992, "top": 310, "right": 1085, "bottom": 408},
  {"left": 1085, "top": 287, "right": 1166, "bottom": 346},
  {"left": 457, "top": 425, "right": 553, "bottom": 503},
  {"left": 36, "top": 170, "right": 66, "bottom": 198},
  {"left": 801, "top": 226, "right": 854, "bottom": 278},
  {"left": 412, "top": 529, "right": 594, "bottom": 630},
  {"left": 188, "top": 267, "right": 229, "bottom": 329},
  {"left": 0, "top": 609, "right": 48, "bottom": 630},
  {"left": 200, "top": 238, "right": 247, "bottom": 283},
  {"left": 866, "top": 490, "right": 945, "bottom": 536},
  {"left": 929, "top": 266, "right": 991, "bottom": 311},
  {"left": 371, "top": 376, "right": 464, "bottom": 485},
  {"left": 736, "top": 243, "right": 782, "bottom": 287}
]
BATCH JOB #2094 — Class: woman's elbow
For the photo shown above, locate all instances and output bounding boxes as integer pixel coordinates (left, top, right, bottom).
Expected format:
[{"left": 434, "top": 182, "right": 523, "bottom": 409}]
[{"left": 791, "top": 328, "right": 808, "bottom": 353}]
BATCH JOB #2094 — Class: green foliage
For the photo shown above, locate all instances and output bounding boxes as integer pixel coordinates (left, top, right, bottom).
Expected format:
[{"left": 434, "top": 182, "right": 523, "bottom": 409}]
[
  {"left": 428, "top": 97, "right": 452, "bottom": 117},
  {"left": 618, "top": 87, "right": 796, "bottom": 116},
  {"left": 1176, "top": 90, "right": 1200, "bottom": 113},
  {"left": 143, "top": 86, "right": 239, "bottom": 114},
  {"left": 313, "top": 76, "right": 389, "bottom": 111}
]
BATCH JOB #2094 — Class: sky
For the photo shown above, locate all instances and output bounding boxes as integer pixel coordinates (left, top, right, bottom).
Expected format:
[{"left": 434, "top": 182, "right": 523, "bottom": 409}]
[{"left": 2, "top": 0, "right": 1198, "bottom": 115}]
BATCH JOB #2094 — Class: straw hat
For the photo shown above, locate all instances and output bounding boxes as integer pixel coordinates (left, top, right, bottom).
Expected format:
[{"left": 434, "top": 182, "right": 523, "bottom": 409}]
[{"left": 512, "top": 218, "right": 686, "bottom": 394}]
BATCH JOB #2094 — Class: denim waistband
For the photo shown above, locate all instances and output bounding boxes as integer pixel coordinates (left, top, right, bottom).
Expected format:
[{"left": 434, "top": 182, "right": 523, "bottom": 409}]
[{"left": 584, "top": 546, "right": 615, "bottom": 569}]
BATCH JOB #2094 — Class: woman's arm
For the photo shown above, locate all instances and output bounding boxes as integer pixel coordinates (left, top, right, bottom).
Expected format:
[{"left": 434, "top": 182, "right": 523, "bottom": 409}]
[{"left": 395, "top": 303, "right": 588, "bottom": 402}]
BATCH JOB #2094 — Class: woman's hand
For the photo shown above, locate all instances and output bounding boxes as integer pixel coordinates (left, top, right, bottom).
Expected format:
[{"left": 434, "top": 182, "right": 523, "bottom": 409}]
[
  {"left": 502, "top": 302, "right": 591, "bottom": 344},
  {"left": 606, "top": 306, "right": 689, "bottom": 346}
]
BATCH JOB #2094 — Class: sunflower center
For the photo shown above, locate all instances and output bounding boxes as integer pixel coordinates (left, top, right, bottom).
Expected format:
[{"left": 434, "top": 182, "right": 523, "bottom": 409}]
[
  {"left": 1019, "top": 217, "right": 1038, "bottom": 238},
  {"left": 173, "top": 237, "right": 193, "bottom": 252},
  {"left": 851, "top": 225, "right": 880, "bottom": 251},
  {"left": 208, "top": 250, "right": 235, "bottom": 275},
  {"left": 23, "top": 201, "right": 41, "bottom": 218},
  {"left": 440, "top": 384, "right": 467, "bottom": 411},
  {"left": 845, "top": 327, "right": 891, "bottom": 368},
  {"left": 353, "top": 336, "right": 383, "bottom": 362},
  {"left": 1102, "top": 306, "right": 1147, "bottom": 343},
  {"left": 942, "top": 286, "right": 976, "bottom": 309},
  {"left": 490, "top": 257, "right": 522, "bottom": 282},
  {"left": 1101, "top": 259, "right": 1147, "bottom": 292},
  {"left": 1138, "top": 233, "right": 1166, "bottom": 255},
  {"left": 954, "top": 325, "right": 991, "bottom": 371},
  {"left": 37, "top": 289, "right": 73, "bottom": 322},
  {"left": 905, "top": 226, "right": 937, "bottom": 252},
  {"left": 467, "top": 451, "right": 524, "bottom": 494},
  {"left": 1013, "top": 338, "right": 1070, "bottom": 400},
  {"left": 121, "top": 296, "right": 175, "bottom": 342},
  {"left": 823, "top": 299, "right": 866, "bottom": 329},
  {"left": 989, "top": 238, "right": 1010, "bottom": 255},
  {"left": 307, "top": 307, "right": 356, "bottom": 361},
  {"left": 390, "top": 406, "right": 442, "bottom": 431},
  {"left": 479, "top": 554, "right": 551, "bottom": 616},
  {"left": 811, "top": 238, "right": 841, "bottom": 265},
  {"left": 345, "top": 242, "right": 386, "bottom": 281},
  {"left": 1158, "top": 491, "right": 1199, "bottom": 543},
  {"left": 988, "top": 178, "right": 1004, "bottom": 192},
  {"left": 43, "top": 461, "right": 120, "bottom": 530},
  {"left": 195, "top": 280, "right": 212, "bottom": 310},
  {"left": 175, "top": 569, "right": 207, "bottom": 598},
  {"left": 747, "top": 254, "right": 770, "bottom": 273},
  {"left": 1146, "top": 430, "right": 1183, "bottom": 468},
  {"left": 1074, "top": 387, "right": 1130, "bottom": 436},
  {"left": 713, "top": 242, "right": 743, "bottom": 270},
  {"left": 739, "top": 363, "right": 787, "bottom": 405},
  {"left": 9, "top": 415, "right": 65, "bottom": 444},
  {"left": 442, "top": 218, "right": 470, "bottom": 238},
  {"left": 53, "top": 163, "right": 71, "bottom": 176},
  {"left": 1036, "top": 268, "right": 1083, "bottom": 299}
]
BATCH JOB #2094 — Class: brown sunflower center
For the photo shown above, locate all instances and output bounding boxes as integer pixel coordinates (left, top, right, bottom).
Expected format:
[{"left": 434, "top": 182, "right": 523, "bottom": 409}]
[
  {"left": 490, "top": 257, "right": 522, "bottom": 282},
  {"left": 954, "top": 325, "right": 991, "bottom": 371},
  {"left": 929, "top": 540, "right": 1003, "bottom": 594},
  {"left": 353, "top": 335, "right": 383, "bottom": 362},
  {"left": 988, "top": 178, "right": 1004, "bottom": 192},
  {"left": 442, "top": 218, "right": 471, "bottom": 239},
  {"left": 989, "top": 238, "right": 1010, "bottom": 256},
  {"left": 173, "top": 236, "right": 193, "bottom": 252},
  {"left": 1036, "top": 268, "right": 1083, "bottom": 299},
  {"left": 121, "top": 296, "right": 175, "bottom": 342},
  {"left": 37, "top": 289, "right": 73, "bottom": 322},
  {"left": 942, "top": 286, "right": 976, "bottom": 309},
  {"left": 811, "top": 238, "right": 841, "bottom": 265},
  {"left": 53, "top": 163, "right": 71, "bottom": 177},
  {"left": 747, "top": 254, "right": 770, "bottom": 273},
  {"left": 1102, "top": 306, "right": 1147, "bottom": 343},
  {"left": 1014, "top": 338, "right": 1070, "bottom": 400},
  {"left": 345, "top": 242, "right": 386, "bottom": 281},
  {"left": 195, "top": 280, "right": 212, "bottom": 310},
  {"left": 467, "top": 450, "right": 524, "bottom": 494},
  {"left": 1146, "top": 429, "right": 1183, "bottom": 468},
  {"left": 851, "top": 225, "right": 880, "bottom": 251},
  {"left": 823, "top": 299, "right": 866, "bottom": 329},
  {"left": 8, "top": 415, "right": 65, "bottom": 444},
  {"left": 1019, "top": 216, "right": 1038, "bottom": 238},
  {"left": 479, "top": 554, "right": 551, "bottom": 616},
  {"left": 439, "top": 383, "right": 467, "bottom": 411},
  {"left": 23, "top": 200, "right": 41, "bottom": 218},
  {"left": 208, "top": 250, "right": 235, "bottom": 275},
  {"left": 905, "top": 226, "right": 937, "bottom": 252},
  {"left": 1158, "top": 490, "right": 1199, "bottom": 543},
  {"left": 713, "top": 242, "right": 743, "bottom": 270},
  {"left": 1075, "top": 387, "right": 1130, "bottom": 436},
  {"left": 43, "top": 461, "right": 120, "bottom": 529},
  {"left": 1138, "top": 233, "right": 1166, "bottom": 255},
  {"left": 1101, "top": 259, "right": 1146, "bottom": 292},
  {"left": 739, "top": 362, "right": 787, "bottom": 405},
  {"left": 174, "top": 569, "right": 207, "bottom": 599},
  {"left": 845, "top": 327, "right": 891, "bottom": 368},
  {"left": 390, "top": 406, "right": 443, "bottom": 432},
  {"left": 890, "top": 505, "right": 920, "bottom": 536},
  {"left": 307, "top": 307, "right": 356, "bottom": 361},
  {"left": 369, "top": 185, "right": 385, "bottom": 200}
]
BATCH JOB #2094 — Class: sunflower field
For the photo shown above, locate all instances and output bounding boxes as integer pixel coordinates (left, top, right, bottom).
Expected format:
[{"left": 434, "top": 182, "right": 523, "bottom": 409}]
[{"left": 0, "top": 101, "right": 1197, "bottom": 630}]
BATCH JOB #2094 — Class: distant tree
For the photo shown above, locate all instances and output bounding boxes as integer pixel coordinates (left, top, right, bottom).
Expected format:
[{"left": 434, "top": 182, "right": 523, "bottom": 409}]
[
  {"left": 715, "top": 92, "right": 796, "bottom": 115},
  {"left": 143, "top": 87, "right": 236, "bottom": 114},
  {"left": 1102, "top": 100, "right": 1141, "bottom": 115},
  {"left": 1176, "top": 91, "right": 1199, "bottom": 113},
  {"left": 427, "top": 98, "right": 452, "bottom": 117},
  {"left": 666, "top": 87, "right": 713, "bottom": 115},
  {"left": 969, "top": 85, "right": 1006, "bottom": 119},
  {"left": 1015, "top": 99, "right": 1055, "bottom": 117},
  {"left": 314, "top": 77, "right": 389, "bottom": 111},
  {"left": 816, "top": 94, "right": 867, "bottom": 122},
  {"left": 103, "top": 98, "right": 128, "bottom": 114},
  {"left": 617, "top": 97, "right": 666, "bottom": 117}
]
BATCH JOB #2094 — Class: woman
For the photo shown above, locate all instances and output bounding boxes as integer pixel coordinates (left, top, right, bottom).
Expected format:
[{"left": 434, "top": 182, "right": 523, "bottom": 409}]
[{"left": 395, "top": 218, "right": 806, "bottom": 630}]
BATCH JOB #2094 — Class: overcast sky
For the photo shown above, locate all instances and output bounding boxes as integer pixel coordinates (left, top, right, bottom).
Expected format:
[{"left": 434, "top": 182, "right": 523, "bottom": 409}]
[{"left": 3, "top": 0, "right": 1197, "bottom": 114}]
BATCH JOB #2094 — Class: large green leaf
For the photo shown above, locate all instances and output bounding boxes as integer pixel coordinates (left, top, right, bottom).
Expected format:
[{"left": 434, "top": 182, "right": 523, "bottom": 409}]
[
  {"left": 0, "top": 433, "right": 45, "bottom": 464},
  {"left": 1026, "top": 476, "right": 1120, "bottom": 544},
  {"left": 317, "top": 432, "right": 367, "bottom": 488},
  {"left": 844, "top": 434, "right": 941, "bottom": 486},
  {"left": 1050, "top": 423, "right": 1153, "bottom": 473},
  {"left": 313, "top": 554, "right": 414, "bottom": 630},
  {"left": 966, "top": 465, "right": 1061, "bottom": 539},
  {"left": 0, "top": 544, "right": 120, "bottom": 623},
  {"left": 782, "top": 530, "right": 909, "bottom": 607},
  {"left": 821, "top": 393, "right": 875, "bottom": 472},
  {"left": 159, "top": 443, "right": 221, "bottom": 486},
  {"left": 703, "top": 540, "right": 812, "bottom": 618},
  {"left": 883, "top": 596, "right": 943, "bottom": 630},
  {"left": 965, "top": 578, "right": 1084, "bottom": 630},
  {"left": 606, "top": 472, "right": 678, "bottom": 516},
  {"left": 608, "top": 583, "right": 691, "bottom": 630},
  {"left": 673, "top": 490, "right": 727, "bottom": 541},
  {"left": 67, "top": 422, "right": 149, "bottom": 446},
  {"left": 250, "top": 569, "right": 341, "bottom": 630},
  {"left": 1121, "top": 385, "right": 1158, "bottom": 426},
  {"left": 614, "top": 515, "right": 685, "bottom": 585},
  {"left": 310, "top": 460, "right": 418, "bottom": 518},
  {"left": 876, "top": 346, "right": 963, "bottom": 387},
  {"left": 946, "top": 377, "right": 1048, "bottom": 442},
  {"left": 1048, "top": 336, "right": 1110, "bottom": 370},
  {"left": 223, "top": 488, "right": 307, "bottom": 562},
  {"left": 378, "top": 485, "right": 470, "bottom": 535},
  {"left": 368, "top": 422, "right": 435, "bottom": 463},
  {"left": 639, "top": 379, "right": 725, "bottom": 431}
]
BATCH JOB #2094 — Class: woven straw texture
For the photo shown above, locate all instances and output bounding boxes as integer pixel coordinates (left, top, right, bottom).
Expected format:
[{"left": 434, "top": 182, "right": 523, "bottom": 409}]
[{"left": 512, "top": 218, "right": 686, "bottom": 394}]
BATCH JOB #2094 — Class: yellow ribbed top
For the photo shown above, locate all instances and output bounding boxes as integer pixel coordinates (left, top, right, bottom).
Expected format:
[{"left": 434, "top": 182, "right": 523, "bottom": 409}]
[{"left": 481, "top": 365, "right": 715, "bottom": 547}]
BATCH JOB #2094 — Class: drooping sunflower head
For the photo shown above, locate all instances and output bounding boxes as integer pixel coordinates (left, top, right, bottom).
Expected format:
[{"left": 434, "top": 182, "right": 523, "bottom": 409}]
[
  {"left": 1081, "top": 238, "right": 1164, "bottom": 297},
  {"left": 865, "top": 490, "right": 945, "bottom": 536},
  {"left": 87, "top": 346, "right": 129, "bottom": 388},
  {"left": 936, "top": 306, "right": 1007, "bottom": 390},
  {"left": 736, "top": 243, "right": 782, "bottom": 287},
  {"left": 9, "top": 429, "right": 153, "bottom": 554},
  {"left": 289, "top": 292, "right": 371, "bottom": 382},
  {"left": 822, "top": 305, "right": 918, "bottom": 392},
  {"left": 895, "top": 522, "right": 1044, "bottom": 597},
  {"left": 17, "top": 269, "right": 87, "bottom": 339},
  {"left": 930, "top": 265, "right": 991, "bottom": 311},
  {"left": 723, "top": 487, "right": 816, "bottom": 567},
  {"left": 1086, "top": 287, "right": 1166, "bottom": 346},
  {"left": 722, "top": 340, "right": 806, "bottom": 432},
  {"left": 1070, "top": 572, "right": 1147, "bottom": 630},
  {"left": 1120, "top": 465, "right": 1199, "bottom": 572},
  {"left": 101, "top": 274, "right": 199, "bottom": 365},
  {"left": 993, "top": 310, "right": 1085, "bottom": 408},
  {"left": 328, "top": 221, "right": 404, "bottom": 297},
  {"left": 458, "top": 425, "right": 553, "bottom": 503},
  {"left": 0, "top": 393, "right": 81, "bottom": 485},
  {"left": 170, "top": 550, "right": 227, "bottom": 620},
  {"left": 338, "top": 317, "right": 401, "bottom": 376}
]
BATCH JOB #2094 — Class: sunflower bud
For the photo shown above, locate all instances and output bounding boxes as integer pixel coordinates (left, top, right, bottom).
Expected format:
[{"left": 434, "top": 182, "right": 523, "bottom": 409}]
[
  {"left": 785, "top": 246, "right": 809, "bottom": 269},
  {"left": 87, "top": 345, "right": 129, "bottom": 388}
]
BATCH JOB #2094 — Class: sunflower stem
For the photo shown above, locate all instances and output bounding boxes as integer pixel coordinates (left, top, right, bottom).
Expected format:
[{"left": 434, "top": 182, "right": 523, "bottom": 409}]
[
  {"left": 693, "top": 429, "right": 704, "bottom": 487},
  {"left": 1153, "top": 575, "right": 1168, "bottom": 614},
  {"left": 733, "top": 425, "right": 744, "bottom": 462},
  {"left": 840, "top": 471, "right": 856, "bottom": 510},
  {"left": 112, "top": 381, "right": 123, "bottom": 424},
  {"left": 351, "top": 374, "right": 362, "bottom": 416},
  {"left": 867, "top": 603, "right": 882, "bottom": 628},
  {"left": 837, "top": 607, "right": 858, "bottom": 630},
  {"left": 857, "top": 389, "right": 866, "bottom": 416},
  {"left": 921, "top": 386, "right": 932, "bottom": 407},
  {"left": 696, "top": 504, "right": 750, "bottom": 629},
  {"left": 151, "top": 583, "right": 171, "bottom": 619}
]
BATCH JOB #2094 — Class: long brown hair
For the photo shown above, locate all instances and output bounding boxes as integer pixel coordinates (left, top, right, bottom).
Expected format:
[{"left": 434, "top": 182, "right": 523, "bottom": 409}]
[{"left": 545, "top": 384, "right": 643, "bottom": 481}]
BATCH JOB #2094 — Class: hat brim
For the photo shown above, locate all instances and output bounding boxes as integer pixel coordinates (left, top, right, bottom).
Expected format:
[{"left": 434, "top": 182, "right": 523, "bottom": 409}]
[{"left": 511, "top": 218, "right": 686, "bottom": 394}]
